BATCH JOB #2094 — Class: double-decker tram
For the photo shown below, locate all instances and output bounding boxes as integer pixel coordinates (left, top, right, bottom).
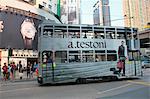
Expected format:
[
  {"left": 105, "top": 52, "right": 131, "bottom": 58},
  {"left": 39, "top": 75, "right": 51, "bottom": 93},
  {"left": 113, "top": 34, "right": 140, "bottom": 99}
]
[{"left": 37, "top": 21, "right": 142, "bottom": 85}]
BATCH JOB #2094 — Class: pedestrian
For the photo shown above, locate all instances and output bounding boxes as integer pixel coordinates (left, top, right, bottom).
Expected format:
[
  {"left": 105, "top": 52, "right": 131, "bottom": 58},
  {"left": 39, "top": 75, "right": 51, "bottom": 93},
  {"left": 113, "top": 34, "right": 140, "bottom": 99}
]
[
  {"left": 2, "top": 63, "right": 8, "bottom": 81},
  {"left": 7, "top": 64, "right": 11, "bottom": 80},
  {"left": 18, "top": 61, "right": 23, "bottom": 73},
  {"left": 118, "top": 41, "right": 126, "bottom": 76},
  {"left": 10, "top": 62, "right": 16, "bottom": 80},
  {"left": 33, "top": 62, "right": 38, "bottom": 72},
  {"left": 18, "top": 61, "right": 23, "bottom": 79},
  {"left": 27, "top": 62, "right": 31, "bottom": 79},
  {"left": 30, "top": 63, "right": 34, "bottom": 79}
]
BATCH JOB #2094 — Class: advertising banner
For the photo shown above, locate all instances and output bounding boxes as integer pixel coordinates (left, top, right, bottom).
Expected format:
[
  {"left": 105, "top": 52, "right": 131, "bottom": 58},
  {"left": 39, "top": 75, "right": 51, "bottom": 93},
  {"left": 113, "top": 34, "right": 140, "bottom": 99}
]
[{"left": 0, "top": 11, "right": 42, "bottom": 49}]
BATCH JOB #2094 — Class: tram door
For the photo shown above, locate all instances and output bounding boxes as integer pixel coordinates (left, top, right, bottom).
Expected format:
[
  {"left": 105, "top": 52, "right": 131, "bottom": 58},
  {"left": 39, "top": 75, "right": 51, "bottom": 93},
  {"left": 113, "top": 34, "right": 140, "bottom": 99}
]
[
  {"left": 128, "top": 50, "right": 140, "bottom": 76},
  {"left": 41, "top": 51, "right": 54, "bottom": 82}
]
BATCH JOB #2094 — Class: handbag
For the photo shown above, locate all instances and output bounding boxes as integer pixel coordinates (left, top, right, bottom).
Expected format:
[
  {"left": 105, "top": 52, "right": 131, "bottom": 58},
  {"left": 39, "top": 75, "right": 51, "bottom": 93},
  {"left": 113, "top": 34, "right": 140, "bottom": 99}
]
[{"left": 117, "top": 61, "right": 124, "bottom": 69}]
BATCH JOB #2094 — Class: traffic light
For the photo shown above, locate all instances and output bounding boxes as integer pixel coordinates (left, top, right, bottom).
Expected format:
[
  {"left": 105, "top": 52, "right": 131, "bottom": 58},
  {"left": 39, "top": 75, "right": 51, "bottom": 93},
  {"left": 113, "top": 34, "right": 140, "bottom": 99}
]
[
  {"left": 0, "top": 21, "right": 4, "bottom": 32},
  {"left": 8, "top": 48, "right": 13, "bottom": 56}
]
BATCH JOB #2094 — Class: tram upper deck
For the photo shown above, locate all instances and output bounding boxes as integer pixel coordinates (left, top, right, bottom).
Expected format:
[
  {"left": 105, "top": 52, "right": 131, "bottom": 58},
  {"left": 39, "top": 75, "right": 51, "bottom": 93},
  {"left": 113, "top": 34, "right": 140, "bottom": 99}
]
[
  {"left": 39, "top": 23, "right": 138, "bottom": 39},
  {"left": 38, "top": 22, "right": 139, "bottom": 51}
]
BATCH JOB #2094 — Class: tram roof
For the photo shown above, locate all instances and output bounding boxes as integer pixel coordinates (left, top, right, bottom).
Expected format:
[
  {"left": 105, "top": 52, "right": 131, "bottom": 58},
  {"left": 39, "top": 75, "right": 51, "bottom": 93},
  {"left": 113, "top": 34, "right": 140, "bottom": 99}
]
[{"left": 40, "top": 20, "right": 138, "bottom": 33}]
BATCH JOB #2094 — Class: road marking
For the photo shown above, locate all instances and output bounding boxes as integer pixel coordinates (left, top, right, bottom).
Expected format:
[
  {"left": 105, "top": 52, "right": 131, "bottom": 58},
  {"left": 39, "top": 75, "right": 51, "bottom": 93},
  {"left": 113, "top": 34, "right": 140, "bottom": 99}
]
[
  {"left": 127, "top": 80, "right": 150, "bottom": 86},
  {"left": 97, "top": 83, "right": 132, "bottom": 94}
]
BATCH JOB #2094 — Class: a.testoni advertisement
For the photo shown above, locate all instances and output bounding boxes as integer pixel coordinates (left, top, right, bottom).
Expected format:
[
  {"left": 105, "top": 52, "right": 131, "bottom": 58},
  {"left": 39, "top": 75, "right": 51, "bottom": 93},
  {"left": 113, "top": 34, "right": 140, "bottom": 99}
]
[{"left": 0, "top": 11, "right": 42, "bottom": 50}]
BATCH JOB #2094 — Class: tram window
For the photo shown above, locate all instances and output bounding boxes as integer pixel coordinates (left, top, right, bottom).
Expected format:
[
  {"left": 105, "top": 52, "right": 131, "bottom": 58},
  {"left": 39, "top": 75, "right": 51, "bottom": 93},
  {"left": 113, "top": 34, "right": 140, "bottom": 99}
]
[
  {"left": 68, "top": 32, "right": 80, "bottom": 38},
  {"left": 42, "top": 51, "right": 52, "bottom": 63},
  {"left": 69, "top": 51, "right": 81, "bottom": 63},
  {"left": 93, "top": 31, "right": 104, "bottom": 39},
  {"left": 55, "top": 51, "right": 67, "bottom": 63},
  {"left": 43, "top": 30, "right": 53, "bottom": 37},
  {"left": 95, "top": 55, "right": 106, "bottom": 61},
  {"left": 117, "top": 33, "right": 125, "bottom": 39},
  {"left": 53, "top": 29, "right": 67, "bottom": 38},
  {"left": 128, "top": 52, "right": 140, "bottom": 61},
  {"left": 127, "top": 34, "right": 132, "bottom": 39},
  {"left": 106, "top": 32, "right": 115, "bottom": 39},
  {"left": 82, "top": 31, "right": 94, "bottom": 39},
  {"left": 94, "top": 32, "right": 103, "bottom": 39},
  {"left": 82, "top": 50, "right": 94, "bottom": 62},
  {"left": 107, "top": 54, "right": 117, "bottom": 61}
]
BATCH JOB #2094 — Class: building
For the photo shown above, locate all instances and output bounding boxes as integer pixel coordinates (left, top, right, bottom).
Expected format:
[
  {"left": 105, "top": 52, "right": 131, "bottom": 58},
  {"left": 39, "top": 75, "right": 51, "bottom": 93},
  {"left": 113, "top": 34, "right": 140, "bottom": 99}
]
[
  {"left": 60, "top": 0, "right": 81, "bottom": 24},
  {"left": 123, "top": 0, "right": 150, "bottom": 30},
  {"left": 139, "top": 29, "right": 150, "bottom": 56},
  {"left": 0, "top": 0, "right": 60, "bottom": 67},
  {"left": 93, "top": 0, "right": 111, "bottom": 26},
  {"left": 36, "top": 0, "right": 57, "bottom": 15}
]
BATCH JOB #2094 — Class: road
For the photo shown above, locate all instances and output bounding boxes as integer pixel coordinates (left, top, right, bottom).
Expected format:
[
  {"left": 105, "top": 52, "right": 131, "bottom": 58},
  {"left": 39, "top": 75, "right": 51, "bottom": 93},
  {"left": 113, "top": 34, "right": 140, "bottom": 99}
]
[{"left": 0, "top": 69, "right": 150, "bottom": 99}]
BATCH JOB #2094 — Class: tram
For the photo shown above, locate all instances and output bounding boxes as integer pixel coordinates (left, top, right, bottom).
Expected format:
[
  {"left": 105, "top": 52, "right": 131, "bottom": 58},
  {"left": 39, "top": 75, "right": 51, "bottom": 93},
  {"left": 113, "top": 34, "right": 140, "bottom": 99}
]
[{"left": 37, "top": 21, "right": 142, "bottom": 84}]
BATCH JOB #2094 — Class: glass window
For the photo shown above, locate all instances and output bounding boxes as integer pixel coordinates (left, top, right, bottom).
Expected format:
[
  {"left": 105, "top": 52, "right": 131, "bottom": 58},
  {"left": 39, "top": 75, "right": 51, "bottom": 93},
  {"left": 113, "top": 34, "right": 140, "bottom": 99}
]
[
  {"left": 55, "top": 51, "right": 67, "bottom": 63},
  {"left": 82, "top": 50, "right": 94, "bottom": 62},
  {"left": 43, "top": 29, "right": 53, "bottom": 37},
  {"left": 69, "top": 51, "right": 81, "bottom": 63},
  {"left": 106, "top": 31, "right": 115, "bottom": 39},
  {"left": 68, "top": 32, "right": 80, "bottom": 38},
  {"left": 53, "top": 26, "right": 67, "bottom": 38},
  {"left": 95, "top": 50, "right": 106, "bottom": 61},
  {"left": 94, "top": 27, "right": 105, "bottom": 39},
  {"left": 107, "top": 50, "right": 117, "bottom": 61},
  {"left": 42, "top": 51, "right": 53, "bottom": 63},
  {"left": 128, "top": 51, "right": 140, "bottom": 61},
  {"left": 81, "top": 27, "right": 93, "bottom": 39},
  {"left": 107, "top": 54, "right": 117, "bottom": 61}
]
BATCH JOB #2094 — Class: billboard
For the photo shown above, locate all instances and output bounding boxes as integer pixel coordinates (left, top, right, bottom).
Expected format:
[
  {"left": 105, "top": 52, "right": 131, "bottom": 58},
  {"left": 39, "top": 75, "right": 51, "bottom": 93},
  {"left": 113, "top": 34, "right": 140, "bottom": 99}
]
[{"left": 0, "top": 11, "right": 42, "bottom": 49}]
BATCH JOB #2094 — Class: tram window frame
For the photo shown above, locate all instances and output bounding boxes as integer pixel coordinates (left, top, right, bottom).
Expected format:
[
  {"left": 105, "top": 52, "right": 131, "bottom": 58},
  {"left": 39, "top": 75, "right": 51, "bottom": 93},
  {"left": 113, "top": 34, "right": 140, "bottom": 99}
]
[
  {"left": 55, "top": 51, "right": 67, "bottom": 63},
  {"left": 82, "top": 50, "right": 94, "bottom": 62},
  {"left": 69, "top": 51, "right": 81, "bottom": 63}
]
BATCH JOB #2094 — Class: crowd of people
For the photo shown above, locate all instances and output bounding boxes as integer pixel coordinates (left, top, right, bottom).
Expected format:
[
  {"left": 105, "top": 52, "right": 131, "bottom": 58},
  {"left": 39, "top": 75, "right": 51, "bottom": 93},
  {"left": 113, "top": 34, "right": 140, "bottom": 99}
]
[{"left": 1, "top": 61, "right": 38, "bottom": 81}]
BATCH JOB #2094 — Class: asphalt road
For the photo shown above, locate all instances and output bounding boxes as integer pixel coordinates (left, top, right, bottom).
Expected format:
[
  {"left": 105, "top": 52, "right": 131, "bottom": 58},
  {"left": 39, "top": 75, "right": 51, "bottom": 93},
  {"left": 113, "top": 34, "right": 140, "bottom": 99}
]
[{"left": 0, "top": 69, "right": 150, "bottom": 99}]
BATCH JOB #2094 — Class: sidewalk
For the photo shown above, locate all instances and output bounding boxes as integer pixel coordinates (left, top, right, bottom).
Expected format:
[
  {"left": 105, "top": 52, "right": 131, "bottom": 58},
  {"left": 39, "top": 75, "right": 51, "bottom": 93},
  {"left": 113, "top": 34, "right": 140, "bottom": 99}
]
[{"left": 0, "top": 71, "right": 37, "bottom": 83}]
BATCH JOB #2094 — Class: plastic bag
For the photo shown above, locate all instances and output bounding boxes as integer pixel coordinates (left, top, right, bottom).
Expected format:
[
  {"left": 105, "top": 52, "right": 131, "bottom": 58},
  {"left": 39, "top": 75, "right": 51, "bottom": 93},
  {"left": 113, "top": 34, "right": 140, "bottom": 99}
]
[{"left": 117, "top": 61, "right": 124, "bottom": 69}]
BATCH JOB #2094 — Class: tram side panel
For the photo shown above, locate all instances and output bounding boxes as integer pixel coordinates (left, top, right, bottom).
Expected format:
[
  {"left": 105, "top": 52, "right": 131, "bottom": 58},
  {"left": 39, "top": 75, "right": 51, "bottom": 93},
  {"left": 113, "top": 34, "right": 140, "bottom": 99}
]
[
  {"left": 38, "top": 60, "right": 142, "bottom": 84},
  {"left": 38, "top": 61, "right": 117, "bottom": 83}
]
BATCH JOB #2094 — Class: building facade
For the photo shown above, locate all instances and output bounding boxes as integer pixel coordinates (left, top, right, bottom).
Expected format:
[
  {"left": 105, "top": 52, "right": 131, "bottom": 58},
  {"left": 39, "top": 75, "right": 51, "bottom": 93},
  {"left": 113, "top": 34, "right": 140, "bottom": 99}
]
[
  {"left": 123, "top": 0, "right": 150, "bottom": 30},
  {"left": 0, "top": 0, "right": 60, "bottom": 67},
  {"left": 60, "top": 0, "right": 81, "bottom": 24},
  {"left": 93, "top": 0, "right": 111, "bottom": 26}
]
